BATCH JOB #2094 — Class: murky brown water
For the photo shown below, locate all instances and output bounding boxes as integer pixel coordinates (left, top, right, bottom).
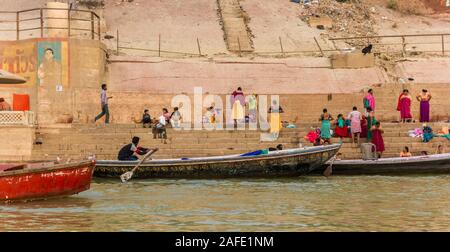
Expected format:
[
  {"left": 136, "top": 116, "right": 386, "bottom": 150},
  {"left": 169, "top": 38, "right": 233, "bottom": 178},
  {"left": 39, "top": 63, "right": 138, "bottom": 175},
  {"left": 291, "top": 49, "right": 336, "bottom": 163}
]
[{"left": 1, "top": 175, "right": 450, "bottom": 231}]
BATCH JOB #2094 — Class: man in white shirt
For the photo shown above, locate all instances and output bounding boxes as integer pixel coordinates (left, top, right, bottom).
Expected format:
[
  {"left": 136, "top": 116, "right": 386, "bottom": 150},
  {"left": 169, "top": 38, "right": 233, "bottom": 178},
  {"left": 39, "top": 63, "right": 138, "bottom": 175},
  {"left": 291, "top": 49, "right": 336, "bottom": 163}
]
[{"left": 152, "top": 112, "right": 168, "bottom": 143}]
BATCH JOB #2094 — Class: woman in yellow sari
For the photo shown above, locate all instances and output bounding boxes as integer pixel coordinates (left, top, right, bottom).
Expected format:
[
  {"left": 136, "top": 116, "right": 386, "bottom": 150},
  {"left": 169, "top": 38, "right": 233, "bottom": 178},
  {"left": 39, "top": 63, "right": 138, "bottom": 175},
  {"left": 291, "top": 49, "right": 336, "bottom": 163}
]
[
  {"left": 230, "top": 87, "right": 245, "bottom": 128},
  {"left": 268, "top": 100, "right": 284, "bottom": 136}
]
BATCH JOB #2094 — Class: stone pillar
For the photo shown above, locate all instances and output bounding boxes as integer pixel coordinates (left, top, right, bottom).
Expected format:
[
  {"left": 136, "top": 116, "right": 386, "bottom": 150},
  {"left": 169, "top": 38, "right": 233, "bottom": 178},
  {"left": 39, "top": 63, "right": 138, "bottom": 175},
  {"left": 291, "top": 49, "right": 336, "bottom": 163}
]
[{"left": 46, "top": 2, "right": 69, "bottom": 38}]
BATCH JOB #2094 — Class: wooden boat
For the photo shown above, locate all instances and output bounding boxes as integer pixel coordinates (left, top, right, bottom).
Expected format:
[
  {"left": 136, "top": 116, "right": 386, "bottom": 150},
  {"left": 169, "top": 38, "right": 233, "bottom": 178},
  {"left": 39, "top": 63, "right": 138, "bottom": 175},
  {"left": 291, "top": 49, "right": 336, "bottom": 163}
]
[
  {"left": 95, "top": 144, "right": 341, "bottom": 179},
  {"left": 0, "top": 160, "right": 95, "bottom": 202},
  {"left": 319, "top": 153, "right": 450, "bottom": 175}
]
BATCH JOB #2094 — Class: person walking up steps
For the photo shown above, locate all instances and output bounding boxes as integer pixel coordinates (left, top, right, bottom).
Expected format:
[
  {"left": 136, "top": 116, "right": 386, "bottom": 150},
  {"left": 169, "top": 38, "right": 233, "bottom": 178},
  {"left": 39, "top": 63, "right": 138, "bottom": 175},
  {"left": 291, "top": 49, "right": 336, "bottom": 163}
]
[
  {"left": 363, "top": 89, "right": 375, "bottom": 116},
  {"left": 348, "top": 106, "right": 362, "bottom": 147},
  {"left": 94, "top": 84, "right": 112, "bottom": 124}
]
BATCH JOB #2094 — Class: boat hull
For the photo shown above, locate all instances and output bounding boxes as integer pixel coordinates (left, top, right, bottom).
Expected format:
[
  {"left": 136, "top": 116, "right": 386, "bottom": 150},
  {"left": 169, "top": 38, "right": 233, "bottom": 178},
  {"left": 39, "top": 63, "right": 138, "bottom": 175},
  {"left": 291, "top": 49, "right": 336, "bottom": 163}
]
[
  {"left": 317, "top": 153, "right": 450, "bottom": 175},
  {"left": 0, "top": 161, "right": 95, "bottom": 202},
  {"left": 95, "top": 144, "right": 341, "bottom": 179}
]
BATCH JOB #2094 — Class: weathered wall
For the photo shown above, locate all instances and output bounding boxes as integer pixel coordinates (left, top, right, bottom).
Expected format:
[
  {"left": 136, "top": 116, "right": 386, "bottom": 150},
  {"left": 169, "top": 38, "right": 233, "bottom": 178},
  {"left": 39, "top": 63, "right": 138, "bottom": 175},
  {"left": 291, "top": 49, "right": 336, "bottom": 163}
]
[
  {"left": 69, "top": 55, "right": 449, "bottom": 125},
  {"left": 73, "top": 83, "right": 450, "bottom": 125},
  {"left": 0, "top": 38, "right": 106, "bottom": 125},
  {"left": 108, "top": 56, "right": 387, "bottom": 94},
  {"left": 395, "top": 58, "right": 450, "bottom": 84},
  {"left": 330, "top": 53, "right": 375, "bottom": 69},
  {"left": 0, "top": 126, "right": 35, "bottom": 161}
]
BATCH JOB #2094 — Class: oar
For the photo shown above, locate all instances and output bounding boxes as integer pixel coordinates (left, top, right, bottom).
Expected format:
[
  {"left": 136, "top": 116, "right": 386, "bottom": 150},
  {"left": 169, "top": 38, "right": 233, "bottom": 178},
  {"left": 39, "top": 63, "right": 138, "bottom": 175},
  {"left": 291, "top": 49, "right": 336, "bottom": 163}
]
[
  {"left": 323, "top": 154, "right": 337, "bottom": 177},
  {"left": 120, "top": 148, "right": 159, "bottom": 183}
]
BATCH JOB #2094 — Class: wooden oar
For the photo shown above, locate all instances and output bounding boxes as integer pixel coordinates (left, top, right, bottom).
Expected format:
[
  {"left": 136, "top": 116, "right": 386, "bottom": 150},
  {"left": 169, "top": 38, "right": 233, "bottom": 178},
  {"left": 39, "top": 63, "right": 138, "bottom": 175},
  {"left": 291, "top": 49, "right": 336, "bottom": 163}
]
[
  {"left": 120, "top": 148, "right": 159, "bottom": 183},
  {"left": 323, "top": 155, "right": 337, "bottom": 177}
]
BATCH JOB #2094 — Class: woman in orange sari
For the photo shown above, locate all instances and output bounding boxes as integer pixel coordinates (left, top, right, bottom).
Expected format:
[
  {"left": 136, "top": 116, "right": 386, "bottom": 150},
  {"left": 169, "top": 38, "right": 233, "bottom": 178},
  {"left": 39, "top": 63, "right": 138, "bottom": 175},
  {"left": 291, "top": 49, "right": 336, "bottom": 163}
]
[{"left": 397, "top": 89, "right": 413, "bottom": 123}]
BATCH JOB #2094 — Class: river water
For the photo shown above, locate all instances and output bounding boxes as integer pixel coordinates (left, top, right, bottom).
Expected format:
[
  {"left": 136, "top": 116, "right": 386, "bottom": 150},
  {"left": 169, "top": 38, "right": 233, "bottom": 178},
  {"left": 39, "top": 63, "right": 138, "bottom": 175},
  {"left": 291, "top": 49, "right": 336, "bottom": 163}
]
[{"left": 1, "top": 175, "right": 450, "bottom": 231}]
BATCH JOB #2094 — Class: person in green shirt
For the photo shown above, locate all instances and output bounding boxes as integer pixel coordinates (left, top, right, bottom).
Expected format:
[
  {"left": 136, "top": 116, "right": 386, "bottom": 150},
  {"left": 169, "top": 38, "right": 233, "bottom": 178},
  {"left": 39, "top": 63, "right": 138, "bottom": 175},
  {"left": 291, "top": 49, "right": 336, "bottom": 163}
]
[{"left": 247, "top": 94, "right": 257, "bottom": 123}]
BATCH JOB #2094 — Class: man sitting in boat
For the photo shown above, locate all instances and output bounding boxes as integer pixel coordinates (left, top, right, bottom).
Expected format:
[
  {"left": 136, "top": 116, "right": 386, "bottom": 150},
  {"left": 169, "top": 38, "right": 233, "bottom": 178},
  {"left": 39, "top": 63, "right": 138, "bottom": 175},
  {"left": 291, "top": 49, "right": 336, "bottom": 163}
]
[
  {"left": 400, "top": 146, "right": 412, "bottom": 157},
  {"left": 118, "top": 136, "right": 151, "bottom": 161},
  {"left": 240, "top": 144, "right": 284, "bottom": 157}
]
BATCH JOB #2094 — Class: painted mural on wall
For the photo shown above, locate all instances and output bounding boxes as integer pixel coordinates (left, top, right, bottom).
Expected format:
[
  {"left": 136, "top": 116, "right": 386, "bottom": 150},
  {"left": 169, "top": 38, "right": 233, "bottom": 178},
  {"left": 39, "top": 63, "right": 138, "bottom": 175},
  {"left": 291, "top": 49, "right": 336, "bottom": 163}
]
[
  {"left": 37, "top": 41, "right": 69, "bottom": 88},
  {"left": 36, "top": 40, "right": 69, "bottom": 124},
  {"left": 0, "top": 38, "right": 74, "bottom": 124},
  {"left": 0, "top": 41, "right": 37, "bottom": 86}
]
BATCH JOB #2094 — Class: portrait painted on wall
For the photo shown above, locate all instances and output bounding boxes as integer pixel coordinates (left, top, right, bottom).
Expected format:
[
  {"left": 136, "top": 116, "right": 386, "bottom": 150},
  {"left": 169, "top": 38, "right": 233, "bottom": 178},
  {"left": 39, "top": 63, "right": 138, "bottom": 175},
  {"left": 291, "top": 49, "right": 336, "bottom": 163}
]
[{"left": 37, "top": 41, "right": 69, "bottom": 87}]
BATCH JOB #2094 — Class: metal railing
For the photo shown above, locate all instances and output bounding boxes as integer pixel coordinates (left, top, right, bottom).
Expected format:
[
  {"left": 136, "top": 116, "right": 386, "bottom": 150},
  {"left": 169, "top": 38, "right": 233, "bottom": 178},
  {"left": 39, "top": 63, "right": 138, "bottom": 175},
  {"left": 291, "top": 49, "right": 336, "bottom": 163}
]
[
  {"left": 0, "top": 111, "right": 35, "bottom": 126},
  {"left": 115, "top": 30, "right": 205, "bottom": 57},
  {"left": 0, "top": 7, "right": 101, "bottom": 40},
  {"left": 110, "top": 29, "right": 450, "bottom": 58},
  {"left": 330, "top": 33, "right": 450, "bottom": 56}
]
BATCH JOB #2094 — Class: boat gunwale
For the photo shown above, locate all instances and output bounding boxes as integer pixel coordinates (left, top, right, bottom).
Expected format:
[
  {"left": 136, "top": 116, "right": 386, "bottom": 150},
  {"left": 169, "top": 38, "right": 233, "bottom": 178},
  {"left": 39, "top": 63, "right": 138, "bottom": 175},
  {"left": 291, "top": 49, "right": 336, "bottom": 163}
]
[
  {"left": 95, "top": 144, "right": 341, "bottom": 167},
  {"left": 329, "top": 153, "right": 450, "bottom": 166},
  {"left": 0, "top": 160, "right": 95, "bottom": 178}
]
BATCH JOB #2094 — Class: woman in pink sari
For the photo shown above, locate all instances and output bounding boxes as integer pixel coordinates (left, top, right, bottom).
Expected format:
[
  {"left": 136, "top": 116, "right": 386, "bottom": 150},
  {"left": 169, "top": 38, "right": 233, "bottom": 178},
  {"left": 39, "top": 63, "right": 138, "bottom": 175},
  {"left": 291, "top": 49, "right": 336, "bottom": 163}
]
[
  {"left": 397, "top": 89, "right": 413, "bottom": 123},
  {"left": 371, "top": 121, "right": 385, "bottom": 158},
  {"left": 363, "top": 89, "right": 375, "bottom": 115}
]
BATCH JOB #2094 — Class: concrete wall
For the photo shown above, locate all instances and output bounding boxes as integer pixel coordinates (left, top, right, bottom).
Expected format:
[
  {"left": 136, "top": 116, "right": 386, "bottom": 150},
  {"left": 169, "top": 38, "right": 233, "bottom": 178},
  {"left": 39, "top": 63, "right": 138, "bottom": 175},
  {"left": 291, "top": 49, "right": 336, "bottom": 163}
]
[
  {"left": 0, "top": 126, "right": 35, "bottom": 161},
  {"left": 330, "top": 53, "right": 375, "bottom": 69},
  {"left": 72, "top": 83, "right": 450, "bottom": 125},
  {"left": 395, "top": 58, "right": 450, "bottom": 84},
  {"left": 108, "top": 56, "right": 387, "bottom": 94},
  {"left": 0, "top": 38, "right": 106, "bottom": 125}
]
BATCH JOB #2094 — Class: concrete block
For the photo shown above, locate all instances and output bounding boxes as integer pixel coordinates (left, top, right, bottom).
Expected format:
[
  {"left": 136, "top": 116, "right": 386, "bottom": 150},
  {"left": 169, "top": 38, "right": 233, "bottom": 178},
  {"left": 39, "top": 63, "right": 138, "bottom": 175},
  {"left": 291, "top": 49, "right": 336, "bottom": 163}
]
[{"left": 331, "top": 52, "right": 375, "bottom": 69}]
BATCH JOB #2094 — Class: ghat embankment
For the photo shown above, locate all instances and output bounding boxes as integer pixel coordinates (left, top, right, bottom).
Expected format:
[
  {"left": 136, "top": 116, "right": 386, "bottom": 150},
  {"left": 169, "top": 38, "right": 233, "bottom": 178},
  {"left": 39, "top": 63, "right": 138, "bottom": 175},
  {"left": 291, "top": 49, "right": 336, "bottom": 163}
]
[
  {"left": 31, "top": 122, "right": 449, "bottom": 161},
  {"left": 1, "top": 0, "right": 450, "bottom": 162}
]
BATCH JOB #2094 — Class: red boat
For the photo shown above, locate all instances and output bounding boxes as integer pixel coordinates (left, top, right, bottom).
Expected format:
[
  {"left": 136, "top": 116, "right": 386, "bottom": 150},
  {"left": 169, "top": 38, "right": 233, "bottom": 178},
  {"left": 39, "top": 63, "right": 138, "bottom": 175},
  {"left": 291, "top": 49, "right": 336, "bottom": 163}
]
[{"left": 0, "top": 160, "right": 95, "bottom": 202}]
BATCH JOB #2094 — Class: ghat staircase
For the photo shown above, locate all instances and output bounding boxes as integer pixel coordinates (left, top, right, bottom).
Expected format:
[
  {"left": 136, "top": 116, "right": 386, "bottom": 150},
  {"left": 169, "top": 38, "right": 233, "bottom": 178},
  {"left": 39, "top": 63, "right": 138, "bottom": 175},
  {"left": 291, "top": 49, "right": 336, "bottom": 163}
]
[
  {"left": 31, "top": 122, "right": 449, "bottom": 161},
  {"left": 217, "top": 0, "right": 254, "bottom": 53}
]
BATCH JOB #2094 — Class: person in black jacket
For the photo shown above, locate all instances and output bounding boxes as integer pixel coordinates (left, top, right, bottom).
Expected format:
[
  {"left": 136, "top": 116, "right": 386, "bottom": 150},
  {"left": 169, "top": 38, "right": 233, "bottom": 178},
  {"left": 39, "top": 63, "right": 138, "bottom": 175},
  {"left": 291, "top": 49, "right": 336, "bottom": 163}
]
[
  {"left": 118, "top": 136, "right": 151, "bottom": 161},
  {"left": 142, "top": 109, "right": 152, "bottom": 128}
]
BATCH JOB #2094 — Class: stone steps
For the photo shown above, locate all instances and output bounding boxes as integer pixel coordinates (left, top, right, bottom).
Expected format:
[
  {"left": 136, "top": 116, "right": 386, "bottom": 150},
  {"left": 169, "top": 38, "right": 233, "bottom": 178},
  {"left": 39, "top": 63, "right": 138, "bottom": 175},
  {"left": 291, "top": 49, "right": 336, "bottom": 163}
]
[
  {"left": 217, "top": 0, "right": 253, "bottom": 52},
  {"left": 31, "top": 122, "right": 449, "bottom": 161}
]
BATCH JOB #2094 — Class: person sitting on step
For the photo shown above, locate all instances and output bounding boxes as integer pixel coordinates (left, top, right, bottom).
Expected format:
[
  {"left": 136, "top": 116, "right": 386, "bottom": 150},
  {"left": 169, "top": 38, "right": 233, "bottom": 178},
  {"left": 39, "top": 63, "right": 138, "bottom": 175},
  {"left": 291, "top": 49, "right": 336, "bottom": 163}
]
[{"left": 142, "top": 109, "right": 152, "bottom": 128}]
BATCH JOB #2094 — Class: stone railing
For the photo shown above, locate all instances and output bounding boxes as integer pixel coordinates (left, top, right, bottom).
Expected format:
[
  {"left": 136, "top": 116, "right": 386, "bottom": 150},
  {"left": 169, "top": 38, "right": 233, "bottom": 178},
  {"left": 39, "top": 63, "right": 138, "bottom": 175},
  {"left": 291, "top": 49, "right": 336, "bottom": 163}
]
[{"left": 0, "top": 111, "right": 35, "bottom": 126}]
